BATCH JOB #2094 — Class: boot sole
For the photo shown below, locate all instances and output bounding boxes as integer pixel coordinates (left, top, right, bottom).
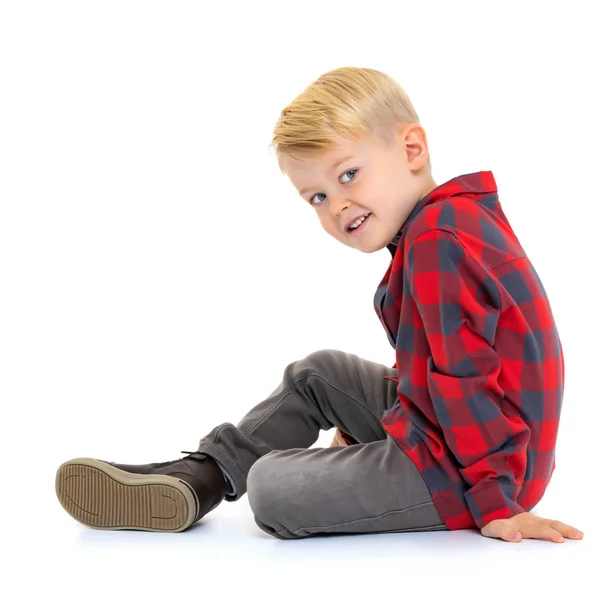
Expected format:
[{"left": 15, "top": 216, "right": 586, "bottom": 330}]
[{"left": 55, "top": 457, "right": 197, "bottom": 533}]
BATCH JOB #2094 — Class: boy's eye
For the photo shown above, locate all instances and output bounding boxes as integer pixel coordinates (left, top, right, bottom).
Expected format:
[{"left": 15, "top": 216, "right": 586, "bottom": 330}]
[
  {"left": 341, "top": 169, "right": 357, "bottom": 183},
  {"left": 310, "top": 169, "right": 357, "bottom": 206}
]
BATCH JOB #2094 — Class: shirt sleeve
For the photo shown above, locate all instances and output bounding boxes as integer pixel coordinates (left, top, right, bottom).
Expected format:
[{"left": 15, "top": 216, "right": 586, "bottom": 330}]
[{"left": 406, "top": 228, "right": 530, "bottom": 528}]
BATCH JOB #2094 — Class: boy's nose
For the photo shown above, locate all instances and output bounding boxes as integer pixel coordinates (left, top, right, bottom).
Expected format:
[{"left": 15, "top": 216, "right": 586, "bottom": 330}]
[{"left": 331, "top": 198, "right": 354, "bottom": 225}]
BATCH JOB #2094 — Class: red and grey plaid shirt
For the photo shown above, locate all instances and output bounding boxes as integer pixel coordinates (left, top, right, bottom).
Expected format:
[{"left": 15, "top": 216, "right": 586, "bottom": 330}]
[{"left": 373, "top": 171, "right": 564, "bottom": 529}]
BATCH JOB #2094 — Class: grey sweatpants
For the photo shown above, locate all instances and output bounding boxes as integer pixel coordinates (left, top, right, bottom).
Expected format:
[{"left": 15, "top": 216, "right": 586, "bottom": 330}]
[{"left": 197, "top": 349, "right": 446, "bottom": 539}]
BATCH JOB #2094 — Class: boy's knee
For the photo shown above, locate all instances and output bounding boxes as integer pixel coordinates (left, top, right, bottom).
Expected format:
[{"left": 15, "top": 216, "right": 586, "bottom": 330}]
[
  {"left": 302, "top": 348, "right": 343, "bottom": 369},
  {"left": 247, "top": 453, "right": 279, "bottom": 521},
  {"left": 247, "top": 452, "right": 299, "bottom": 537}
]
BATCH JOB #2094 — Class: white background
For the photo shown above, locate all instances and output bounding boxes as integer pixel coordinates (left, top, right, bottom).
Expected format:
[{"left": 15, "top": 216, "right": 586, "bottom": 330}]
[{"left": 1, "top": 1, "right": 598, "bottom": 598}]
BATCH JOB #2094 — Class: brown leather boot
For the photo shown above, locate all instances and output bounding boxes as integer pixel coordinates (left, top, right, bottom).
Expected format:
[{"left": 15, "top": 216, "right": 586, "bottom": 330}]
[{"left": 55, "top": 451, "right": 228, "bottom": 532}]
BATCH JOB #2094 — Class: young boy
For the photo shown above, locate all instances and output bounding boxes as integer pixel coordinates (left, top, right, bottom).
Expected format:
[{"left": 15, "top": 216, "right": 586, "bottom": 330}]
[{"left": 56, "top": 67, "right": 583, "bottom": 544}]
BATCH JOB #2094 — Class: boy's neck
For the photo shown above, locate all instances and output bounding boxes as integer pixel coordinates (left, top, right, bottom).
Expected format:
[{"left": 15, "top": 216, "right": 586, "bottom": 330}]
[{"left": 418, "top": 175, "right": 438, "bottom": 202}]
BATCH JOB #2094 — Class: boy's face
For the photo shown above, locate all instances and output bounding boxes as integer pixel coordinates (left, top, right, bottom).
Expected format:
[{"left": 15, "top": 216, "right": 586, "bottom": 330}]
[{"left": 283, "top": 124, "right": 436, "bottom": 253}]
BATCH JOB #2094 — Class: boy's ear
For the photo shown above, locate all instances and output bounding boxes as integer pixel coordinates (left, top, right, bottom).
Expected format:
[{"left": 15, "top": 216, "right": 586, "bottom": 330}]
[{"left": 402, "top": 124, "right": 429, "bottom": 168}]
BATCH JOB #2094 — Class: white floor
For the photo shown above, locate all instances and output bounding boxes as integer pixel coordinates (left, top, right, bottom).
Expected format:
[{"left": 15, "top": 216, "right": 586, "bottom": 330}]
[{"left": 8, "top": 449, "right": 595, "bottom": 600}]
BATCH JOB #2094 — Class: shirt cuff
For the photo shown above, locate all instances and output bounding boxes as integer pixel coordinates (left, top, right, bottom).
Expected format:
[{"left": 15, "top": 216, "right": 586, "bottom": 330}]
[{"left": 464, "top": 479, "right": 525, "bottom": 528}]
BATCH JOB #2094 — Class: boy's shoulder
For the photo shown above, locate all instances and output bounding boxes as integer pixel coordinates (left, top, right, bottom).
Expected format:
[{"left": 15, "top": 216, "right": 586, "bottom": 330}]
[
  {"left": 403, "top": 188, "right": 525, "bottom": 270},
  {"left": 404, "top": 193, "right": 496, "bottom": 240}
]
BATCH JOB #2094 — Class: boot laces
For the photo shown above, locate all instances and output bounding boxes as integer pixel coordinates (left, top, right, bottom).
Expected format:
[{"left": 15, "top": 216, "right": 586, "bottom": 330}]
[{"left": 149, "top": 450, "right": 206, "bottom": 468}]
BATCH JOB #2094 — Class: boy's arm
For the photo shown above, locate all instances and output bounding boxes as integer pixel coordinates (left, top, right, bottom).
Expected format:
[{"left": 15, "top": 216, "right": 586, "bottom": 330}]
[{"left": 406, "top": 228, "right": 529, "bottom": 529}]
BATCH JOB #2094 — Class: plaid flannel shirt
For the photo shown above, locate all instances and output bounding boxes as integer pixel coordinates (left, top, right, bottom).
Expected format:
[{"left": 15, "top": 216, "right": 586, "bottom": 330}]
[{"left": 373, "top": 171, "right": 564, "bottom": 529}]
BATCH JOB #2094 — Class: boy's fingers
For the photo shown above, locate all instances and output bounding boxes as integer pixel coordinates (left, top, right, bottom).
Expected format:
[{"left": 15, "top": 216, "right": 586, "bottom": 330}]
[
  {"left": 544, "top": 520, "right": 584, "bottom": 540},
  {"left": 522, "top": 523, "right": 564, "bottom": 543}
]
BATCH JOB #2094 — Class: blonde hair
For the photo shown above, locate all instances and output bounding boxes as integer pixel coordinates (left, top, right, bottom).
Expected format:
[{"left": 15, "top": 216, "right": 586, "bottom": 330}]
[{"left": 269, "top": 66, "right": 430, "bottom": 174}]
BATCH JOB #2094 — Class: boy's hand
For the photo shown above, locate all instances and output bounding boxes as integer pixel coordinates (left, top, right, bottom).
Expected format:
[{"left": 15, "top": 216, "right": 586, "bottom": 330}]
[
  {"left": 480, "top": 512, "right": 584, "bottom": 543},
  {"left": 330, "top": 428, "right": 350, "bottom": 447}
]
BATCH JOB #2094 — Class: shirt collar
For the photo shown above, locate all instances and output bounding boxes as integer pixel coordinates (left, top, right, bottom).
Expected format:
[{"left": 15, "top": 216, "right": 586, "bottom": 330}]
[{"left": 386, "top": 170, "right": 498, "bottom": 255}]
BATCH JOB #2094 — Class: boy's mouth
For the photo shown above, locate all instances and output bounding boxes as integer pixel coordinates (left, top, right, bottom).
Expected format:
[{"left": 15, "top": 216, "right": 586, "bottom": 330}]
[{"left": 347, "top": 213, "right": 371, "bottom": 234}]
